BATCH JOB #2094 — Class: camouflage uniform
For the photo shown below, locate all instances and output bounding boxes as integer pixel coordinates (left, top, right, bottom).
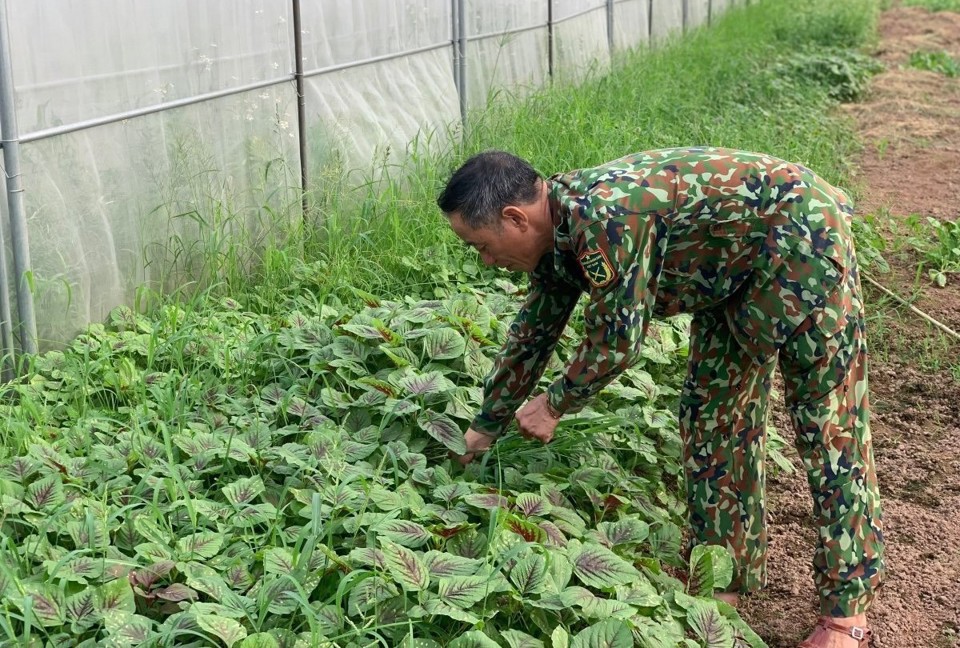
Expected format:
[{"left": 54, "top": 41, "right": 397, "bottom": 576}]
[{"left": 471, "top": 147, "right": 884, "bottom": 616}]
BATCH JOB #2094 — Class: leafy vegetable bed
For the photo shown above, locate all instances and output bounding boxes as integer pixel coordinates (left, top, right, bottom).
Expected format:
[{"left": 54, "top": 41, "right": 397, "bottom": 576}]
[{"left": 0, "top": 270, "right": 765, "bottom": 647}]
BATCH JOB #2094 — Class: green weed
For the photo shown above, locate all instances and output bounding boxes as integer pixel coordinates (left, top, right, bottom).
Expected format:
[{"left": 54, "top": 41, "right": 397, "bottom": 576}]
[
  {"left": 908, "top": 50, "right": 960, "bottom": 77},
  {"left": 902, "top": 0, "right": 960, "bottom": 11}
]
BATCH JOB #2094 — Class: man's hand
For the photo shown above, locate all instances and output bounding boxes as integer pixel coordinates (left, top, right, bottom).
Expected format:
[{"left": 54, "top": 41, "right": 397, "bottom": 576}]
[
  {"left": 453, "top": 428, "right": 497, "bottom": 465},
  {"left": 515, "top": 393, "right": 561, "bottom": 444}
]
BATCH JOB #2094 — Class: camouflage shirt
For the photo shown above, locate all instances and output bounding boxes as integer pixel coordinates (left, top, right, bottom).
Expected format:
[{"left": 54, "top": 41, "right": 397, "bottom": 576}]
[{"left": 471, "top": 147, "right": 855, "bottom": 438}]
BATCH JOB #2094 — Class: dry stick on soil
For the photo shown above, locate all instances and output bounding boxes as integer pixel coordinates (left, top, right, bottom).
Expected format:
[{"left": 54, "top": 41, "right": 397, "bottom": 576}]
[{"left": 862, "top": 272, "right": 960, "bottom": 341}]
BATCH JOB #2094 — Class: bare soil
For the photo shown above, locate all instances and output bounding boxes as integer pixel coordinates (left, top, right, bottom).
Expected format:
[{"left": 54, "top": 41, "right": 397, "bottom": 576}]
[{"left": 738, "top": 6, "right": 960, "bottom": 648}]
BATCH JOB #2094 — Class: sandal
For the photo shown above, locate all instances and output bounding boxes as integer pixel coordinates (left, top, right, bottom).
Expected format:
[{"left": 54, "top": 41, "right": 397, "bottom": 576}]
[{"left": 798, "top": 618, "right": 872, "bottom": 647}]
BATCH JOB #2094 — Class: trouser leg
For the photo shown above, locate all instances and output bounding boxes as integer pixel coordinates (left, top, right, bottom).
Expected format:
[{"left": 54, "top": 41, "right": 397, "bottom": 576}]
[
  {"left": 779, "top": 302, "right": 885, "bottom": 617},
  {"left": 681, "top": 307, "right": 776, "bottom": 593}
]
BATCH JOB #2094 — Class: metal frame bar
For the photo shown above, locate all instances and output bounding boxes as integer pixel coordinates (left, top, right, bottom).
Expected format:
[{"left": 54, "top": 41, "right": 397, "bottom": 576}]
[
  {"left": 551, "top": 4, "right": 606, "bottom": 27},
  {"left": 21, "top": 76, "right": 292, "bottom": 144},
  {"left": 465, "top": 22, "right": 545, "bottom": 44},
  {"left": 454, "top": 0, "right": 466, "bottom": 128},
  {"left": 606, "top": 0, "right": 614, "bottom": 55},
  {"left": 547, "top": 0, "right": 555, "bottom": 80},
  {"left": 302, "top": 42, "right": 451, "bottom": 78},
  {"left": 292, "top": 0, "right": 308, "bottom": 219},
  {"left": 0, "top": 0, "right": 36, "bottom": 357}
]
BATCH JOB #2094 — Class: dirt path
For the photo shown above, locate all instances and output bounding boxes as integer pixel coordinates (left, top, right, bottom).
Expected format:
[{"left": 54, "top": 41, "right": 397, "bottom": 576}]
[{"left": 739, "top": 7, "right": 960, "bottom": 648}]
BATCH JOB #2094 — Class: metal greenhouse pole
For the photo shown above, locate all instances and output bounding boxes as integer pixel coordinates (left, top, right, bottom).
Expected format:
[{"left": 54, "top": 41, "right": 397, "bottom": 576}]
[
  {"left": 455, "top": 0, "right": 467, "bottom": 129},
  {"left": 0, "top": 0, "right": 37, "bottom": 358},
  {"left": 292, "top": 0, "right": 309, "bottom": 219}
]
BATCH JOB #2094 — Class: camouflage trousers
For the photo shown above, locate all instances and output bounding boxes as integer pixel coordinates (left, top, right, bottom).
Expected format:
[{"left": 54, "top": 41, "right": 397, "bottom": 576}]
[{"left": 680, "top": 249, "right": 885, "bottom": 617}]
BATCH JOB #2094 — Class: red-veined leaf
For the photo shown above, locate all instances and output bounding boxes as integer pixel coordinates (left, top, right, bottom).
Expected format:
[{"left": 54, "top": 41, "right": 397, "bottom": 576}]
[
  {"left": 509, "top": 554, "right": 548, "bottom": 596},
  {"left": 376, "top": 520, "right": 433, "bottom": 548},
  {"left": 567, "top": 541, "right": 641, "bottom": 589},
  {"left": 423, "top": 551, "right": 481, "bottom": 578},
  {"left": 437, "top": 575, "right": 490, "bottom": 608},
  {"left": 687, "top": 600, "right": 735, "bottom": 648},
  {"left": 64, "top": 589, "right": 97, "bottom": 629},
  {"left": 96, "top": 578, "right": 135, "bottom": 615},
  {"left": 222, "top": 476, "right": 265, "bottom": 506},
  {"left": 263, "top": 547, "right": 295, "bottom": 576},
  {"left": 380, "top": 539, "right": 429, "bottom": 592},
  {"left": 463, "top": 493, "right": 509, "bottom": 511},
  {"left": 155, "top": 584, "right": 199, "bottom": 602},
  {"left": 196, "top": 614, "right": 247, "bottom": 647},
  {"left": 397, "top": 371, "right": 455, "bottom": 396},
  {"left": 25, "top": 475, "right": 65, "bottom": 510},
  {"left": 570, "top": 618, "right": 633, "bottom": 648},
  {"left": 21, "top": 584, "right": 64, "bottom": 626},
  {"left": 423, "top": 328, "right": 466, "bottom": 360},
  {"left": 417, "top": 411, "right": 466, "bottom": 454},
  {"left": 176, "top": 531, "right": 224, "bottom": 560},
  {"left": 515, "top": 493, "right": 549, "bottom": 517},
  {"left": 446, "top": 629, "right": 498, "bottom": 647},
  {"left": 501, "top": 630, "right": 545, "bottom": 648}
]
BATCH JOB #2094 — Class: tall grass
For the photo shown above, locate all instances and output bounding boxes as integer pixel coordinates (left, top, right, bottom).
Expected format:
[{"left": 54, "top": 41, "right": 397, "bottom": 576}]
[{"left": 224, "top": 0, "right": 880, "bottom": 314}]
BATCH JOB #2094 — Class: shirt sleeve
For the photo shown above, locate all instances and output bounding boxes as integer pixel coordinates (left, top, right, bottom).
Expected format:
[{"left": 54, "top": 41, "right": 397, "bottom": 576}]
[
  {"left": 546, "top": 213, "right": 661, "bottom": 415},
  {"left": 471, "top": 268, "right": 582, "bottom": 438}
]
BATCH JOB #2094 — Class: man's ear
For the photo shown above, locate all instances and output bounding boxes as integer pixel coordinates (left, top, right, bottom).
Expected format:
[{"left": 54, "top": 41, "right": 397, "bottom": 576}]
[{"left": 500, "top": 205, "right": 529, "bottom": 230}]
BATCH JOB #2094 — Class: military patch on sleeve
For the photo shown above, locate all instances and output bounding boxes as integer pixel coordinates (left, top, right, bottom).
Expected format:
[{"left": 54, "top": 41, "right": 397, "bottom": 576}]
[{"left": 578, "top": 248, "right": 616, "bottom": 288}]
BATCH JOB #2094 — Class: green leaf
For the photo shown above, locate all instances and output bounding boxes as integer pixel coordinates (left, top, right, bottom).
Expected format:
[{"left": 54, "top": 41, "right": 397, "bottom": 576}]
[
  {"left": 399, "top": 638, "right": 443, "bottom": 648},
  {"left": 437, "top": 575, "right": 490, "bottom": 608},
  {"left": 376, "top": 519, "right": 433, "bottom": 548},
  {"left": 348, "top": 576, "right": 399, "bottom": 616},
  {"left": 48, "top": 556, "right": 104, "bottom": 584},
  {"left": 688, "top": 545, "right": 734, "bottom": 597},
  {"left": 102, "top": 610, "right": 153, "bottom": 645},
  {"left": 501, "top": 629, "right": 545, "bottom": 648},
  {"left": 380, "top": 539, "right": 430, "bottom": 592},
  {"left": 423, "top": 551, "right": 481, "bottom": 578},
  {"left": 463, "top": 493, "right": 509, "bottom": 510},
  {"left": 96, "top": 578, "right": 136, "bottom": 615},
  {"left": 614, "top": 577, "right": 661, "bottom": 608},
  {"left": 397, "top": 371, "right": 456, "bottom": 396},
  {"left": 21, "top": 584, "right": 64, "bottom": 627},
  {"left": 716, "top": 600, "right": 768, "bottom": 648},
  {"left": 240, "top": 633, "right": 280, "bottom": 648},
  {"left": 424, "top": 327, "right": 467, "bottom": 360},
  {"left": 263, "top": 547, "right": 295, "bottom": 576},
  {"left": 593, "top": 518, "right": 649, "bottom": 547},
  {"left": 417, "top": 598, "right": 481, "bottom": 624},
  {"left": 551, "top": 626, "right": 570, "bottom": 648},
  {"left": 579, "top": 596, "right": 635, "bottom": 620},
  {"left": 25, "top": 475, "right": 65, "bottom": 510},
  {"left": 154, "top": 584, "right": 199, "bottom": 602},
  {"left": 177, "top": 531, "right": 224, "bottom": 560},
  {"left": 687, "top": 600, "right": 735, "bottom": 648},
  {"left": 222, "top": 476, "right": 265, "bottom": 506},
  {"left": 567, "top": 541, "right": 641, "bottom": 589},
  {"left": 447, "top": 629, "right": 500, "bottom": 648},
  {"left": 570, "top": 619, "right": 633, "bottom": 648},
  {"left": 515, "top": 492, "right": 549, "bottom": 517},
  {"left": 510, "top": 554, "right": 548, "bottom": 596},
  {"left": 196, "top": 614, "right": 248, "bottom": 647},
  {"left": 417, "top": 411, "right": 466, "bottom": 454},
  {"left": 64, "top": 589, "right": 98, "bottom": 630}
]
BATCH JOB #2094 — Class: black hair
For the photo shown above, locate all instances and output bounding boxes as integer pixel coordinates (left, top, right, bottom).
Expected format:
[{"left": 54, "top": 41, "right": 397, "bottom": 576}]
[{"left": 437, "top": 150, "right": 541, "bottom": 229}]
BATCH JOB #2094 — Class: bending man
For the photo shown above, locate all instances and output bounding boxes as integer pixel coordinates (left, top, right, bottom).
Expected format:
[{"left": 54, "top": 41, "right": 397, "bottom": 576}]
[{"left": 438, "top": 147, "right": 884, "bottom": 648}]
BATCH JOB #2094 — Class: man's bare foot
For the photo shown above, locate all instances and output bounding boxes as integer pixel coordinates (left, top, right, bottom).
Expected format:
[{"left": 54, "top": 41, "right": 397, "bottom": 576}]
[
  {"left": 714, "top": 591, "right": 739, "bottom": 608},
  {"left": 800, "top": 614, "right": 871, "bottom": 647}
]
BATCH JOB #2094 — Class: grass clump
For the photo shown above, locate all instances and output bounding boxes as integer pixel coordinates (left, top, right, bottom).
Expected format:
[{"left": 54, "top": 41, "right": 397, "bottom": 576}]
[
  {"left": 902, "top": 0, "right": 960, "bottom": 11},
  {"left": 907, "top": 49, "right": 960, "bottom": 77}
]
